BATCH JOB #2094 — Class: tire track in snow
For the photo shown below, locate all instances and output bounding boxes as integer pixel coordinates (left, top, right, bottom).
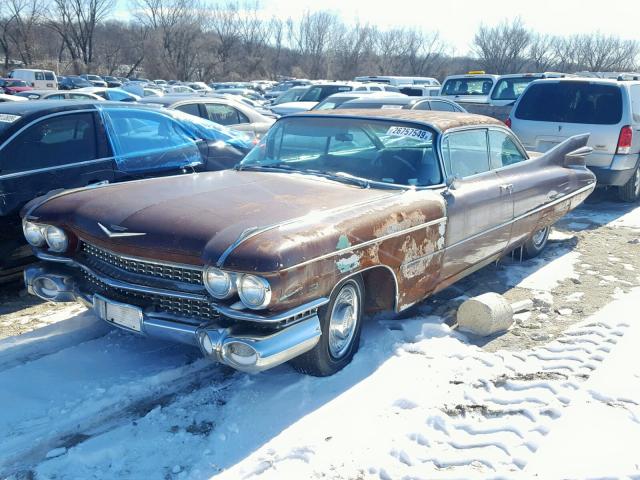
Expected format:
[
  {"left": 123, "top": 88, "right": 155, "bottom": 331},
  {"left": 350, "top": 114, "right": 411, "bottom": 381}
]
[
  {"left": 0, "top": 328, "right": 234, "bottom": 476},
  {"left": 385, "top": 317, "right": 629, "bottom": 477}
]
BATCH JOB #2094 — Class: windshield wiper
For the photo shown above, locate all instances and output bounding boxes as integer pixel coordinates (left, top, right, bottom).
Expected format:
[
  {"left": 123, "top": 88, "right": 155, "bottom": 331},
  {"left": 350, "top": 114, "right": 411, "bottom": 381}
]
[{"left": 235, "top": 163, "right": 300, "bottom": 172}]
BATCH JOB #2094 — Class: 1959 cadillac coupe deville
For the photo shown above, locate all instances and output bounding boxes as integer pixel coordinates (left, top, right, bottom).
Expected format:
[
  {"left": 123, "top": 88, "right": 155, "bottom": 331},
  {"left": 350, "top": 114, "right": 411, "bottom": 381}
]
[{"left": 23, "top": 110, "right": 596, "bottom": 376}]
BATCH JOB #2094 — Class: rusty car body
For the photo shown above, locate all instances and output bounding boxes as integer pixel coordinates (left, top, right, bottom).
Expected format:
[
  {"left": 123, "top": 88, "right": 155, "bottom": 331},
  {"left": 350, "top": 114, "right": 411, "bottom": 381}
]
[{"left": 22, "top": 110, "right": 596, "bottom": 376}]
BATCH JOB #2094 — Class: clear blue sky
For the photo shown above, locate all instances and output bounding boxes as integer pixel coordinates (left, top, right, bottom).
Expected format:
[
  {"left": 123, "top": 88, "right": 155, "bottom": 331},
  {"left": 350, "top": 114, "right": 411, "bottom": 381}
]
[{"left": 114, "top": 0, "right": 640, "bottom": 55}]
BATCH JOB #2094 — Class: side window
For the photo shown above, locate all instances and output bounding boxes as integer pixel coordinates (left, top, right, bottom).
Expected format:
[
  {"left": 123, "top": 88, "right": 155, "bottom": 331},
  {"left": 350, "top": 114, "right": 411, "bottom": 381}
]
[
  {"left": 442, "top": 130, "right": 490, "bottom": 178},
  {"left": 205, "top": 104, "right": 247, "bottom": 125},
  {"left": 430, "top": 101, "right": 456, "bottom": 112},
  {"left": 35, "top": 72, "right": 44, "bottom": 81},
  {"left": 0, "top": 113, "right": 97, "bottom": 174},
  {"left": 370, "top": 86, "right": 382, "bottom": 91},
  {"left": 46, "top": 94, "right": 65, "bottom": 100},
  {"left": 488, "top": 130, "right": 527, "bottom": 169},
  {"left": 44, "top": 71, "right": 55, "bottom": 81},
  {"left": 413, "top": 101, "right": 431, "bottom": 111},
  {"left": 175, "top": 103, "right": 201, "bottom": 117},
  {"left": 70, "top": 93, "right": 90, "bottom": 99}
]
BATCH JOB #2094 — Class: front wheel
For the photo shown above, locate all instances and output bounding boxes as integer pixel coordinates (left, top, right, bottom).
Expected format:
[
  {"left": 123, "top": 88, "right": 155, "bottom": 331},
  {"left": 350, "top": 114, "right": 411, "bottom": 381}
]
[
  {"left": 522, "top": 226, "right": 550, "bottom": 259},
  {"left": 291, "top": 276, "right": 364, "bottom": 376},
  {"left": 617, "top": 166, "right": 640, "bottom": 203}
]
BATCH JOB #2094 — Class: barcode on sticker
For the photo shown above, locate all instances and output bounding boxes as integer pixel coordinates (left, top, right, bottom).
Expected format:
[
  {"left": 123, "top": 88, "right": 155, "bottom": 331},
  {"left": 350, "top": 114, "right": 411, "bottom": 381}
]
[{"left": 386, "top": 126, "right": 431, "bottom": 141}]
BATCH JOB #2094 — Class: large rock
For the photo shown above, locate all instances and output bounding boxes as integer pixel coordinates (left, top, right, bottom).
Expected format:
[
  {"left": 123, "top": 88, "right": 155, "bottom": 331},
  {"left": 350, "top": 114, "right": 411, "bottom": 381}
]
[{"left": 457, "top": 292, "right": 514, "bottom": 336}]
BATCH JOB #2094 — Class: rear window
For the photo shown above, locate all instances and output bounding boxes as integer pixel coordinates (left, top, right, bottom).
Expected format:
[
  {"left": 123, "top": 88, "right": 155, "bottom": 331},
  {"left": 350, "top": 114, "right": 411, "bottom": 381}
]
[
  {"left": 44, "top": 71, "right": 55, "bottom": 80},
  {"left": 515, "top": 82, "right": 622, "bottom": 125},
  {"left": 441, "top": 78, "right": 494, "bottom": 96},
  {"left": 491, "top": 77, "right": 536, "bottom": 101}
]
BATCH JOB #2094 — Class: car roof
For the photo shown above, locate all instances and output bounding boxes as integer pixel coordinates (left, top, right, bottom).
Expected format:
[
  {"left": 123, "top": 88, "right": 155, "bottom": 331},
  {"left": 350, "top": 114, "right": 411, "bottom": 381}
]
[
  {"left": 343, "top": 96, "right": 420, "bottom": 105},
  {"left": 294, "top": 109, "right": 502, "bottom": 133},
  {"left": 530, "top": 77, "right": 637, "bottom": 86},
  {"left": 0, "top": 99, "right": 159, "bottom": 116}
]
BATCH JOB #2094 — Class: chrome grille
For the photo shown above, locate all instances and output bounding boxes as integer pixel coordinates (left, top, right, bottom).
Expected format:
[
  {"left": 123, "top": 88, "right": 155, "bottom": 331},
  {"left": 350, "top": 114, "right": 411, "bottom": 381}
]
[
  {"left": 82, "top": 271, "right": 218, "bottom": 321},
  {"left": 81, "top": 243, "right": 203, "bottom": 286}
]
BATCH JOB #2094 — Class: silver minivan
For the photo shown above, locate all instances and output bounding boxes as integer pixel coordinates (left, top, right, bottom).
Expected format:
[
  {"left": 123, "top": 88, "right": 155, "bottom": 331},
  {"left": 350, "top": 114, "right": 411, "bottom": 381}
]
[{"left": 509, "top": 78, "right": 640, "bottom": 201}]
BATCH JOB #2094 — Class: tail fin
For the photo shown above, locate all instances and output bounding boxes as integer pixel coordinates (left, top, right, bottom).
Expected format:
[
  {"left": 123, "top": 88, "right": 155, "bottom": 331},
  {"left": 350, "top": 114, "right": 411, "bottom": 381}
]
[{"left": 536, "top": 133, "right": 591, "bottom": 166}]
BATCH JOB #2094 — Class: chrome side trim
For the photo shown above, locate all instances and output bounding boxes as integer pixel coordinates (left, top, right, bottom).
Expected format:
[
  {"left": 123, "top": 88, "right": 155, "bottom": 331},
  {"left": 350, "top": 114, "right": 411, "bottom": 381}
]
[
  {"left": 0, "top": 158, "right": 114, "bottom": 181},
  {"left": 215, "top": 191, "right": 400, "bottom": 267},
  {"left": 280, "top": 216, "right": 448, "bottom": 272},
  {"left": 446, "top": 183, "right": 595, "bottom": 251},
  {"left": 214, "top": 297, "right": 328, "bottom": 322}
]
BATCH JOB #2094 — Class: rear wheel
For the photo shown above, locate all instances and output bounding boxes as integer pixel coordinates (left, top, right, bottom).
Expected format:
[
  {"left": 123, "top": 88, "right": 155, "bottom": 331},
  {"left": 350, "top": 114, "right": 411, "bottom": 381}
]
[
  {"left": 617, "top": 166, "right": 640, "bottom": 203},
  {"left": 522, "top": 226, "right": 550, "bottom": 259},
  {"left": 291, "top": 276, "right": 364, "bottom": 377}
]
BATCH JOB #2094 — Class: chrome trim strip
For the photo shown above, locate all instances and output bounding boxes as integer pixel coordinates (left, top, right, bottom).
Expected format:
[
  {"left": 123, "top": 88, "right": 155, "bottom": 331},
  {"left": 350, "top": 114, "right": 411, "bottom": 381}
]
[
  {"left": 446, "top": 183, "right": 595, "bottom": 251},
  {"left": 280, "top": 216, "right": 447, "bottom": 272},
  {"left": 215, "top": 191, "right": 400, "bottom": 268},
  {"left": 0, "top": 158, "right": 113, "bottom": 181},
  {"left": 214, "top": 297, "right": 328, "bottom": 322}
]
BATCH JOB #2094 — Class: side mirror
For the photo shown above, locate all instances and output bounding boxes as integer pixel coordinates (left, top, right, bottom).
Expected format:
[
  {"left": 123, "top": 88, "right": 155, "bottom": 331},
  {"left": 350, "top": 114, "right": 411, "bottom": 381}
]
[{"left": 564, "top": 146, "right": 592, "bottom": 167}]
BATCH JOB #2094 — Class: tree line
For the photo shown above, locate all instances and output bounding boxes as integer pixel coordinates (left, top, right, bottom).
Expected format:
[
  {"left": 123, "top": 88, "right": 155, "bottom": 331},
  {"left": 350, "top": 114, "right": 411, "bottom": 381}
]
[{"left": 1, "top": 0, "right": 638, "bottom": 81}]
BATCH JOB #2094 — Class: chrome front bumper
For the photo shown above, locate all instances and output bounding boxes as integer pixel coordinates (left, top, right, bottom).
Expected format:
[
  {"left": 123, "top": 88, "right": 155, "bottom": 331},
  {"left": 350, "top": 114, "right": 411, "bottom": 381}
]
[{"left": 24, "top": 265, "right": 322, "bottom": 373}]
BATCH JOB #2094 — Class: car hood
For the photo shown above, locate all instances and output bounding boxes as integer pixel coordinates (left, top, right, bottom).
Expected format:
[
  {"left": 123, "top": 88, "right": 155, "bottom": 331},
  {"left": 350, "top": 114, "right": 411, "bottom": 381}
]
[{"left": 29, "top": 170, "right": 398, "bottom": 269}]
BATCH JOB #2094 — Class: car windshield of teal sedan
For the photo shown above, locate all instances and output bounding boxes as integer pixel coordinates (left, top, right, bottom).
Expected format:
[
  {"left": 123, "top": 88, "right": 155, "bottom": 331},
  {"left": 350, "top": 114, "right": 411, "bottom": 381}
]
[{"left": 239, "top": 118, "right": 442, "bottom": 187}]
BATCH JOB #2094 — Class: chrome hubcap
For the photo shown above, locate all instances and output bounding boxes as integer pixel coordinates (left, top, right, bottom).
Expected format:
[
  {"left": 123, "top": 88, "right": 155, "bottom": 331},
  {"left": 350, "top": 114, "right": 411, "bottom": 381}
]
[
  {"left": 532, "top": 227, "right": 548, "bottom": 248},
  {"left": 328, "top": 283, "right": 359, "bottom": 359}
]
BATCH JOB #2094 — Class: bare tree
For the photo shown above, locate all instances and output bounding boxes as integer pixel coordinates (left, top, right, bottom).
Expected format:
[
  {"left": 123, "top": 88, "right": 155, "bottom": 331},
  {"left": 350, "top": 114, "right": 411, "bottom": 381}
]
[
  {"left": 473, "top": 17, "right": 531, "bottom": 73},
  {"left": 289, "top": 11, "right": 337, "bottom": 78},
  {"left": 135, "top": 0, "right": 203, "bottom": 79},
  {"left": 48, "top": 0, "right": 115, "bottom": 72},
  {"left": 527, "top": 33, "right": 556, "bottom": 71},
  {"left": 5, "top": 0, "right": 45, "bottom": 66},
  {"left": 573, "top": 33, "right": 639, "bottom": 72}
]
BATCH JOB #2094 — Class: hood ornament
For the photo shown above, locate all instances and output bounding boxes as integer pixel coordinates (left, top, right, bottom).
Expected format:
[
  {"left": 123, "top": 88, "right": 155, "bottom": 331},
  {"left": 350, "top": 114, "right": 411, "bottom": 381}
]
[{"left": 98, "top": 222, "right": 146, "bottom": 238}]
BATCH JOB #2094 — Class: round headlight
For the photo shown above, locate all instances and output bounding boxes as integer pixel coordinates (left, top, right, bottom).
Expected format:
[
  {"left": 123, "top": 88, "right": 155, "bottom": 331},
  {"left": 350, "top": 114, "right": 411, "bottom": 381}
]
[
  {"left": 238, "top": 274, "right": 271, "bottom": 310},
  {"left": 203, "top": 267, "right": 235, "bottom": 299},
  {"left": 23, "top": 221, "right": 46, "bottom": 247},
  {"left": 44, "top": 226, "right": 69, "bottom": 253}
]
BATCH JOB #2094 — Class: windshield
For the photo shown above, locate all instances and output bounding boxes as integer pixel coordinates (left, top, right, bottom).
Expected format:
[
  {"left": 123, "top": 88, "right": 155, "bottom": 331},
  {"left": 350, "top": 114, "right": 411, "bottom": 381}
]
[
  {"left": 515, "top": 82, "right": 622, "bottom": 125},
  {"left": 240, "top": 117, "right": 441, "bottom": 188},
  {"left": 300, "top": 85, "right": 352, "bottom": 102},
  {"left": 491, "top": 77, "right": 536, "bottom": 101},
  {"left": 166, "top": 109, "right": 253, "bottom": 148},
  {"left": 441, "top": 77, "right": 494, "bottom": 96},
  {"left": 5, "top": 80, "right": 28, "bottom": 87}
]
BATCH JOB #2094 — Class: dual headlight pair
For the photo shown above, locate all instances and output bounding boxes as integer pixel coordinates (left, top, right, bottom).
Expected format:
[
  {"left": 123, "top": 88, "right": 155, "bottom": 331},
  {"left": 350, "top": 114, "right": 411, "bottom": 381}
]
[
  {"left": 23, "top": 221, "right": 69, "bottom": 253},
  {"left": 204, "top": 267, "right": 271, "bottom": 310}
]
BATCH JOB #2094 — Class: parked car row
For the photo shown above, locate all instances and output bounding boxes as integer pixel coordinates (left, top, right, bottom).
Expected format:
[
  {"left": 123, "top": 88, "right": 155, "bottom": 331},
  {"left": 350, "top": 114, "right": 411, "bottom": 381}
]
[
  {"left": 0, "top": 99, "right": 255, "bottom": 282},
  {"left": 2, "top": 67, "right": 638, "bottom": 378}
]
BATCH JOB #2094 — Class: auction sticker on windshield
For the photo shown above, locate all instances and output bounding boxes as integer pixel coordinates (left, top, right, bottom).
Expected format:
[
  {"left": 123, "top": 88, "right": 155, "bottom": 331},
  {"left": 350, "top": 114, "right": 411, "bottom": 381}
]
[
  {"left": 0, "top": 114, "right": 20, "bottom": 124},
  {"left": 386, "top": 126, "right": 432, "bottom": 141}
]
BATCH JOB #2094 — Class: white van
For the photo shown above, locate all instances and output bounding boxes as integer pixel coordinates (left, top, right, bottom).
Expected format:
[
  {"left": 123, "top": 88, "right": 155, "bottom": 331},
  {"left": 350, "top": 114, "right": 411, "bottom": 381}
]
[{"left": 8, "top": 69, "right": 58, "bottom": 90}]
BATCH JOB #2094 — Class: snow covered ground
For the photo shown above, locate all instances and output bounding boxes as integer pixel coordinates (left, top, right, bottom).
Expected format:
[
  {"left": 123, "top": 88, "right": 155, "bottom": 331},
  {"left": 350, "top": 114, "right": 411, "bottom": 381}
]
[{"left": 1, "top": 199, "right": 639, "bottom": 480}]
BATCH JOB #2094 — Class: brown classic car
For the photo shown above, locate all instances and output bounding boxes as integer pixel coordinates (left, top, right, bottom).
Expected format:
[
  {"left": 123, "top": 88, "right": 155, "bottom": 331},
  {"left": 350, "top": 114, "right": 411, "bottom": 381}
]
[{"left": 22, "top": 110, "right": 596, "bottom": 376}]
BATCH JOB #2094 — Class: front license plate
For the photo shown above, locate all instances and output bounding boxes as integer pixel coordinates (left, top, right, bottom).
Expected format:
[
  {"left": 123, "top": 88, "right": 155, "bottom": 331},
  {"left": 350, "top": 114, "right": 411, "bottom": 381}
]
[{"left": 94, "top": 295, "right": 143, "bottom": 332}]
